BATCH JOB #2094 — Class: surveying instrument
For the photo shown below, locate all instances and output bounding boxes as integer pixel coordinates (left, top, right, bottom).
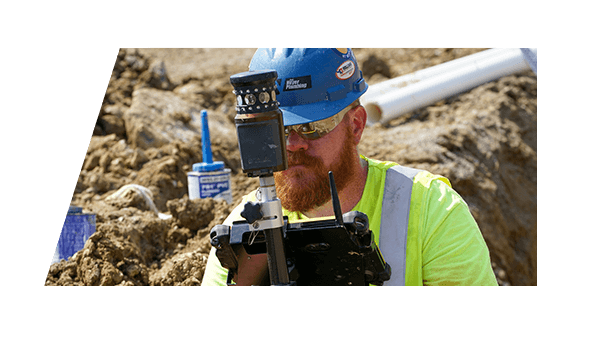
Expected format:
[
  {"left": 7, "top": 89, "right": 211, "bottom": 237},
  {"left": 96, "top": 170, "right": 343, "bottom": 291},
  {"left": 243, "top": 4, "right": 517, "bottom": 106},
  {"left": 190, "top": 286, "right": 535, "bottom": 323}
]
[{"left": 209, "top": 70, "right": 391, "bottom": 285}]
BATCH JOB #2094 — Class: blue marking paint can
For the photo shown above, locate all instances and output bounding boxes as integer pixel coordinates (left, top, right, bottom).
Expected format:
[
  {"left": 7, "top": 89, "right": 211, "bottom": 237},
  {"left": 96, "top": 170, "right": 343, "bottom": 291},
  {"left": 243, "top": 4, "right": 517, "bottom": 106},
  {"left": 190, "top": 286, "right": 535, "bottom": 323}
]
[
  {"left": 52, "top": 205, "right": 96, "bottom": 264},
  {"left": 188, "top": 110, "right": 232, "bottom": 204}
]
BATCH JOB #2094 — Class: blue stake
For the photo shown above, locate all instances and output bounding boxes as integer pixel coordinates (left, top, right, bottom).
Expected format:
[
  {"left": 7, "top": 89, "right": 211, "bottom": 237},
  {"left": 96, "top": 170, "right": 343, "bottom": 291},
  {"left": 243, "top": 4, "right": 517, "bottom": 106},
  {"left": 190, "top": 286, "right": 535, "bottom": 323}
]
[{"left": 194, "top": 110, "right": 224, "bottom": 172}]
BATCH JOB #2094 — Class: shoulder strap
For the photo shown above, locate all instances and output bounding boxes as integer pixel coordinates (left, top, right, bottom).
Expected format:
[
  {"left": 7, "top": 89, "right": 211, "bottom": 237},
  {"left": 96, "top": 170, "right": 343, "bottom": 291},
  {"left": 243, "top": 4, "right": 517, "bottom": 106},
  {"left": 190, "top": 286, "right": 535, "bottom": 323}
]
[{"left": 380, "top": 165, "right": 421, "bottom": 286}]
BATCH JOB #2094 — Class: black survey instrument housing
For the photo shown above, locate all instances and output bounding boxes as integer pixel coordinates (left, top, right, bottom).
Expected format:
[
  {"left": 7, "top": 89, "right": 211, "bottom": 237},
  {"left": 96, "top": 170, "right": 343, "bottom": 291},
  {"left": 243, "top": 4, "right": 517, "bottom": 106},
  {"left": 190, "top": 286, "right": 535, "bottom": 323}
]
[{"left": 230, "top": 70, "right": 288, "bottom": 177}]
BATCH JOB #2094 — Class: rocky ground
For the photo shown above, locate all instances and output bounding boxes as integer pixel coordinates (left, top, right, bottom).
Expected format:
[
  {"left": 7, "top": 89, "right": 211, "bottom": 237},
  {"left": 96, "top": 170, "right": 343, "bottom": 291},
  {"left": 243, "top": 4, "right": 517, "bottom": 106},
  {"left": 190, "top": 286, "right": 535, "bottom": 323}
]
[{"left": 45, "top": 48, "right": 536, "bottom": 286}]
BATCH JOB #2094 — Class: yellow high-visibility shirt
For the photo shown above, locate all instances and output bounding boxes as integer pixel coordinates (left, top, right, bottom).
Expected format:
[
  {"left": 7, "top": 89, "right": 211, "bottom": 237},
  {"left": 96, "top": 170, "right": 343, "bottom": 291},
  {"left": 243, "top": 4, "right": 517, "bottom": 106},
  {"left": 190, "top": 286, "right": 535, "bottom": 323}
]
[{"left": 201, "top": 156, "right": 497, "bottom": 286}]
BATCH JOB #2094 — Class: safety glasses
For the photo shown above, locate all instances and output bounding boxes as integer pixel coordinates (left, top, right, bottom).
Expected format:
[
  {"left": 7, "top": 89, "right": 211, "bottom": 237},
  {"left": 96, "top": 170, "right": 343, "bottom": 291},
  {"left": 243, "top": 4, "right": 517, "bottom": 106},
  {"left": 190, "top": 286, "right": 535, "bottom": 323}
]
[{"left": 284, "top": 103, "right": 360, "bottom": 140}]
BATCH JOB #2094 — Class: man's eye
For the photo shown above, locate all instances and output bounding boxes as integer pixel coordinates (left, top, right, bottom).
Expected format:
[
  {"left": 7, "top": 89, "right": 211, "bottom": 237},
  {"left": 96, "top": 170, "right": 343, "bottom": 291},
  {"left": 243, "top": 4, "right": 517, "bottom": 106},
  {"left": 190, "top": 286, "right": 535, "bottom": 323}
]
[{"left": 301, "top": 125, "right": 313, "bottom": 133}]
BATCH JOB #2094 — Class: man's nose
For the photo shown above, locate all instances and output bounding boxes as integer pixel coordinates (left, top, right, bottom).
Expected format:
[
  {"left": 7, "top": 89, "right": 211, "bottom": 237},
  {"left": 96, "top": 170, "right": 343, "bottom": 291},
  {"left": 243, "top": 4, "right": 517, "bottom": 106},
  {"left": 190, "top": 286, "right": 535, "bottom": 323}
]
[{"left": 286, "top": 130, "right": 309, "bottom": 152}]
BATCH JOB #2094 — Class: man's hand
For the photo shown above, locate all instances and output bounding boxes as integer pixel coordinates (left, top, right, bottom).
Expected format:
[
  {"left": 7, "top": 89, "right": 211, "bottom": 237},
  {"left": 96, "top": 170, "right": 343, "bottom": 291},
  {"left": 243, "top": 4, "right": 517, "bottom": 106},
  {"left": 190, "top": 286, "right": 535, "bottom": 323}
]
[{"left": 234, "top": 247, "right": 270, "bottom": 286}]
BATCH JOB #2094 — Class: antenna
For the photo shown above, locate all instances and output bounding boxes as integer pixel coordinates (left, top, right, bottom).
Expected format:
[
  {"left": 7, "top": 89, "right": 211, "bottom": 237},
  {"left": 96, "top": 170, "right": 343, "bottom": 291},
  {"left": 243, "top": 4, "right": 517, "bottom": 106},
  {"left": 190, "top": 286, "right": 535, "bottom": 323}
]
[{"left": 328, "top": 171, "right": 344, "bottom": 226}]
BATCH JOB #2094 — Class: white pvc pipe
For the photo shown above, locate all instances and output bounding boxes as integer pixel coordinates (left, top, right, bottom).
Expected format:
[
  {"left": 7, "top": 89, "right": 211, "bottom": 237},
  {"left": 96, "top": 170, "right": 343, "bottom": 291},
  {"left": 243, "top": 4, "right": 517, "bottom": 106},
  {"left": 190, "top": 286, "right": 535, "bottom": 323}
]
[
  {"left": 361, "top": 48, "right": 506, "bottom": 102},
  {"left": 520, "top": 48, "right": 537, "bottom": 75},
  {"left": 361, "top": 48, "right": 536, "bottom": 125}
]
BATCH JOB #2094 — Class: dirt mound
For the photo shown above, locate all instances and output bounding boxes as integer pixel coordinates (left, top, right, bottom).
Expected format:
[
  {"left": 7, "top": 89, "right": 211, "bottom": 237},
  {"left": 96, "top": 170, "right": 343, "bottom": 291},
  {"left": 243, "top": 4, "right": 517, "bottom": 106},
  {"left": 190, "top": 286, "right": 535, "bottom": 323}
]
[
  {"left": 46, "top": 196, "right": 230, "bottom": 286},
  {"left": 46, "top": 48, "right": 536, "bottom": 286}
]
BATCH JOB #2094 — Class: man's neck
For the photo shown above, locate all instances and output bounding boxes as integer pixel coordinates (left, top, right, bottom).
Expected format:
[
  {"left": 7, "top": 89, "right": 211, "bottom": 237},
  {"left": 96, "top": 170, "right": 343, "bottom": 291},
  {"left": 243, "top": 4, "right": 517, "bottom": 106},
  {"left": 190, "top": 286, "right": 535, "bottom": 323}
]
[{"left": 303, "top": 156, "right": 369, "bottom": 219}]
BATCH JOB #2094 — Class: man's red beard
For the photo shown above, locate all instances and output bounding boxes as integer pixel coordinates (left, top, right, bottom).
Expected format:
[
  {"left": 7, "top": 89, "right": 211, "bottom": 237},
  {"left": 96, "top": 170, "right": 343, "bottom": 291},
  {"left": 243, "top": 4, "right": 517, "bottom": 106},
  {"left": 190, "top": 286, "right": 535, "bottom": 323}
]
[{"left": 275, "top": 123, "right": 357, "bottom": 213}]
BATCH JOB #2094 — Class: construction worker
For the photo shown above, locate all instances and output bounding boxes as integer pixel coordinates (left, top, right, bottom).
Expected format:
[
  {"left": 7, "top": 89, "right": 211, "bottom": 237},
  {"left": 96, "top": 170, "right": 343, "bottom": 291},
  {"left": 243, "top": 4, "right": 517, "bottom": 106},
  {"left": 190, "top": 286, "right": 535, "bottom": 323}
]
[{"left": 201, "top": 48, "right": 498, "bottom": 286}]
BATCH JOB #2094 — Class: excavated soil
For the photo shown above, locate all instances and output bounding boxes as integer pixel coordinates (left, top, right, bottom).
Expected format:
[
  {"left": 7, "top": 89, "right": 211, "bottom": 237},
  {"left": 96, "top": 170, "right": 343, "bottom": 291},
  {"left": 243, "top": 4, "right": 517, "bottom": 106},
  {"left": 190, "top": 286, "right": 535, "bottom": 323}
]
[{"left": 45, "top": 48, "right": 536, "bottom": 286}]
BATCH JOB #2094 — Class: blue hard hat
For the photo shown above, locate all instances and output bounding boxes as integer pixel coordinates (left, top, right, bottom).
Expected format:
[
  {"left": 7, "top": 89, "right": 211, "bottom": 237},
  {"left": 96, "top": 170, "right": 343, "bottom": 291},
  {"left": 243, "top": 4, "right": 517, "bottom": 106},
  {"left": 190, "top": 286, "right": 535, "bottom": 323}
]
[{"left": 248, "top": 48, "right": 368, "bottom": 126}]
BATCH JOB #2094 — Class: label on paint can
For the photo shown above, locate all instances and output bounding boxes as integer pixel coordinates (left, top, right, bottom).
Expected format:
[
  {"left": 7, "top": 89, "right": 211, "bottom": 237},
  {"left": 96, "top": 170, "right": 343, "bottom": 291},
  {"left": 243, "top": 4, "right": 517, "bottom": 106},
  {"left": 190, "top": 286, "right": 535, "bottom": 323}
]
[
  {"left": 52, "top": 207, "right": 96, "bottom": 264},
  {"left": 188, "top": 168, "right": 232, "bottom": 205}
]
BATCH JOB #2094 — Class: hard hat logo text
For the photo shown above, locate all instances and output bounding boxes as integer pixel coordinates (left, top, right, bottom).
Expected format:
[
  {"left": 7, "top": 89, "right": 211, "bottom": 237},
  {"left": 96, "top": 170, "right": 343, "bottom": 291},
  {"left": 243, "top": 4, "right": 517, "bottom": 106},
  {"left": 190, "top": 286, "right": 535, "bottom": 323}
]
[
  {"left": 284, "top": 75, "right": 312, "bottom": 92},
  {"left": 336, "top": 60, "right": 355, "bottom": 80}
]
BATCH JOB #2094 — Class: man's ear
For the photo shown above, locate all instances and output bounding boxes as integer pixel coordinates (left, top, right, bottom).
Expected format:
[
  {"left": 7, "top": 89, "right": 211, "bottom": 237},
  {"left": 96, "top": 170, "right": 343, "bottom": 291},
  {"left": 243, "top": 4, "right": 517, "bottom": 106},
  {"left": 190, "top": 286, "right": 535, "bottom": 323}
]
[{"left": 350, "top": 105, "right": 367, "bottom": 145}]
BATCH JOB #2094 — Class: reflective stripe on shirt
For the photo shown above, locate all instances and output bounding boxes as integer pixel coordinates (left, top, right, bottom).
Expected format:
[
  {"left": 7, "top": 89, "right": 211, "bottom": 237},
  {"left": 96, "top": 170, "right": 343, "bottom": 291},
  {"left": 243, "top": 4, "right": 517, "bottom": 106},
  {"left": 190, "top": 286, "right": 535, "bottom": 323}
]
[{"left": 380, "top": 165, "right": 421, "bottom": 286}]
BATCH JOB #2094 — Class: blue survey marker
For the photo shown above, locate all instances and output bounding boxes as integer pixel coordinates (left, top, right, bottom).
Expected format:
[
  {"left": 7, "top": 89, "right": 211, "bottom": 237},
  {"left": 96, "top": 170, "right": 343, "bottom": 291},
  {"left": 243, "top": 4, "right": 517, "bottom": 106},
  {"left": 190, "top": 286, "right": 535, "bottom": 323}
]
[{"left": 187, "top": 110, "right": 232, "bottom": 204}]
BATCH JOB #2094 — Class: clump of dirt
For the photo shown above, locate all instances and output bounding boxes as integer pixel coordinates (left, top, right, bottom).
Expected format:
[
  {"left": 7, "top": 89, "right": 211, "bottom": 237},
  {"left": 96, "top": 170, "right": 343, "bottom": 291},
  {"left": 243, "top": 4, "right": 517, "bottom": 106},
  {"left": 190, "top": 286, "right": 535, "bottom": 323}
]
[
  {"left": 46, "top": 48, "right": 536, "bottom": 286},
  {"left": 46, "top": 196, "right": 230, "bottom": 286},
  {"left": 95, "top": 49, "right": 172, "bottom": 139}
]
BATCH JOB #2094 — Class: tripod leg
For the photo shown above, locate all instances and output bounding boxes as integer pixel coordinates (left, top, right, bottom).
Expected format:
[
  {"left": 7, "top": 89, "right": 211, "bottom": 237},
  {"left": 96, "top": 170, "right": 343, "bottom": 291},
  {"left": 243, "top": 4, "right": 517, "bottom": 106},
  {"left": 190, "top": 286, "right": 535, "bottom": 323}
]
[{"left": 264, "top": 227, "right": 290, "bottom": 285}]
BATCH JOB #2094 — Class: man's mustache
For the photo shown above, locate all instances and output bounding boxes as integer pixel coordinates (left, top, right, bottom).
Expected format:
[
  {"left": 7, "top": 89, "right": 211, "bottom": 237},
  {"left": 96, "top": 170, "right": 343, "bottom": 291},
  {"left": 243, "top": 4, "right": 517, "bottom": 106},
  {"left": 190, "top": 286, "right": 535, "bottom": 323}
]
[{"left": 287, "top": 151, "right": 321, "bottom": 167}]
